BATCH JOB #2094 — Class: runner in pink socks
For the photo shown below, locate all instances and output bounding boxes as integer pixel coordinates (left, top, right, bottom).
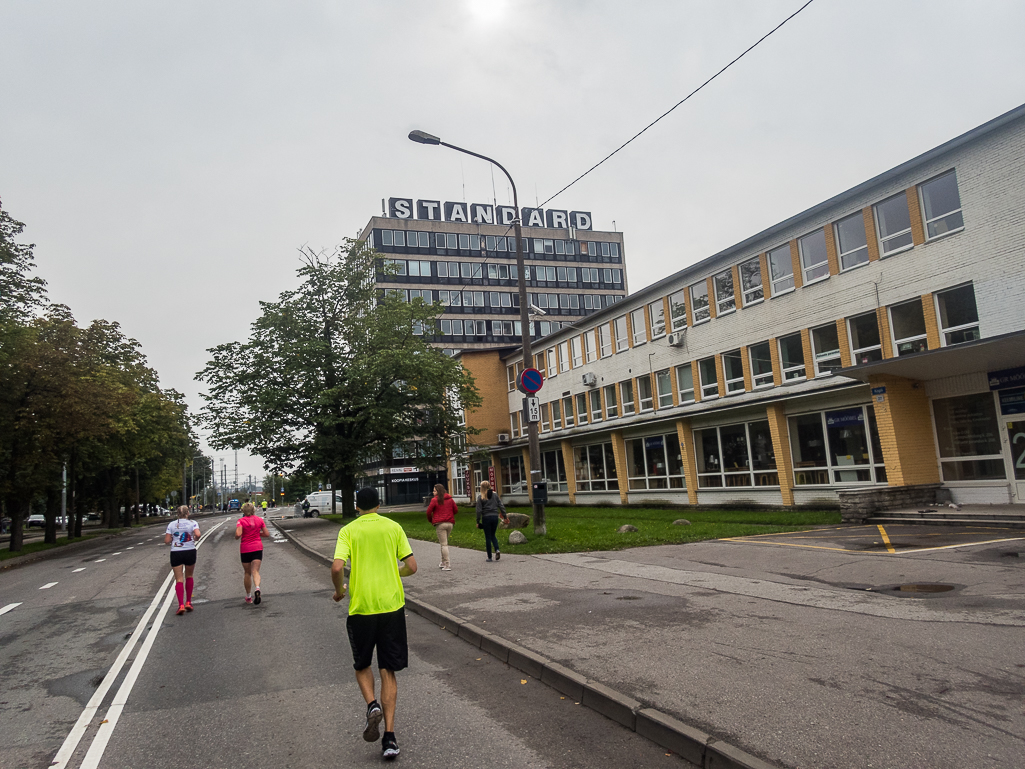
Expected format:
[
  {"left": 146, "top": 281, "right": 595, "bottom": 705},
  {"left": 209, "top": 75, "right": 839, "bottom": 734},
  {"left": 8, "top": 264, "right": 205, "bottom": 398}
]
[
  {"left": 235, "top": 502, "right": 270, "bottom": 604},
  {"left": 164, "top": 506, "right": 201, "bottom": 615}
]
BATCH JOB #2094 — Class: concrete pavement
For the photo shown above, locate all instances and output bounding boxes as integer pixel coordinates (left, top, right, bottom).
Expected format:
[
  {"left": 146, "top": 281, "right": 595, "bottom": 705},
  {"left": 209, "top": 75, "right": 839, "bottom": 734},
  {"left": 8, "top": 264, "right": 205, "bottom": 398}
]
[{"left": 274, "top": 515, "right": 1025, "bottom": 769}]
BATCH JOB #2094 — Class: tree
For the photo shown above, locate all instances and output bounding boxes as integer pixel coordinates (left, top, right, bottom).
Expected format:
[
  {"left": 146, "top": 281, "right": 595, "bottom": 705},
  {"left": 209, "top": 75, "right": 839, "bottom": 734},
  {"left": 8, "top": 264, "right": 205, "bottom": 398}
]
[
  {"left": 0, "top": 206, "right": 48, "bottom": 325},
  {"left": 198, "top": 239, "right": 481, "bottom": 517}
]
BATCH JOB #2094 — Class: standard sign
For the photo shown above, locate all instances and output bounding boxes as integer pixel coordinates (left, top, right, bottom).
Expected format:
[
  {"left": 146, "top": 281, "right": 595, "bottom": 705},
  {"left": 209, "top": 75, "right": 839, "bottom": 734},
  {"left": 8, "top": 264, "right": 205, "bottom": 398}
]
[
  {"left": 523, "top": 397, "right": 541, "bottom": 423},
  {"left": 518, "top": 368, "right": 544, "bottom": 394},
  {"left": 387, "top": 197, "right": 593, "bottom": 230}
]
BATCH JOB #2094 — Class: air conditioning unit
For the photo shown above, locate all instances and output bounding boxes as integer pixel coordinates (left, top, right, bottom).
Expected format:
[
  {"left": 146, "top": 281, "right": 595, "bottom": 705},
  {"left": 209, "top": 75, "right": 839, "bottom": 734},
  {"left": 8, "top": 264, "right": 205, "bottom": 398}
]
[
  {"left": 667, "top": 331, "right": 686, "bottom": 347},
  {"left": 581, "top": 372, "right": 598, "bottom": 387},
  {"left": 497, "top": 433, "right": 511, "bottom": 444}
]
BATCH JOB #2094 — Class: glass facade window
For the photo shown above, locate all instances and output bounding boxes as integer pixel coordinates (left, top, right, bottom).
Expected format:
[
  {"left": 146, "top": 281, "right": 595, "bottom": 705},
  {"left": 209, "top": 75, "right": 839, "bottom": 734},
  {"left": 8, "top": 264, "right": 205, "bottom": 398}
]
[
  {"left": 789, "top": 406, "right": 886, "bottom": 485},
  {"left": 614, "top": 316, "right": 629, "bottom": 351},
  {"left": 604, "top": 384, "right": 618, "bottom": 418},
  {"left": 768, "top": 244, "right": 794, "bottom": 294},
  {"left": 637, "top": 374, "right": 654, "bottom": 412},
  {"left": 668, "top": 290, "right": 688, "bottom": 331},
  {"left": 676, "top": 364, "right": 695, "bottom": 403},
  {"left": 649, "top": 300, "right": 666, "bottom": 337},
  {"left": 920, "top": 170, "right": 964, "bottom": 239},
  {"left": 631, "top": 308, "right": 647, "bottom": 345},
  {"left": 500, "top": 455, "right": 527, "bottom": 494},
  {"left": 699, "top": 357, "right": 719, "bottom": 399},
  {"left": 541, "top": 449, "right": 568, "bottom": 492},
  {"left": 626, "top": 433, "right": 684, "bottom": 490},
  {"left": 890, "top": 300, "right": 928, "bottom": 356},
  {"left": 848, "top": 312, "right": 882, "bottom": 364},
  {"left": 835, "top": 212, "right": 869, "bottom": 270},
  {"left": 656, "top": 369, "right": 673, "bottom": 408},
  {"left": 778, "top": 333, "right": 806, "bottom": 380},
  {"left": 691, "top": 281, "right": 711, "bottom": 323},
  {"left": 936, "top": 284, "right": 980, "bottom": 346},
  {"left": 574, "top": 443, "right": 619, "bottom": 492},
  {"left": 714, "top": 270, "right": 736, "bottom": 315},
  {"left": 696, "top": 420, "right": 777, "bottom": 487},
  {"left": 798, "top": 229, "right": 829, "bottom": 283},
  {"left": 749, "top": 342, "right": 773, "bottom": 388},
  {"left": 811, "top": 323, "right": 842, "bottom": 375},
  {"left": 620, "top": 380, "right": 635, "bottom": 415},
  {"left": 740, "top": 258, "right": 763, "bottom": 305},
  {"left": 722, "top": 349, "right": 745, "bottom": 394},
  {"left": 874, "top": 192, "right": 913, "bottom": 255},
  {"left": 932, "top": 393, "right": 1005, "bottom": 481},
  {"left": 589, "top": 389, "right": 603, "bottom": 422}
]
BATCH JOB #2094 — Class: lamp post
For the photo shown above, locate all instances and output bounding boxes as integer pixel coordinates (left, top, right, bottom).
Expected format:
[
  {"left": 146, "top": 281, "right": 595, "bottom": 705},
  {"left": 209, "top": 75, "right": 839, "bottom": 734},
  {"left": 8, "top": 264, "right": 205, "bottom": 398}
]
[{"left": 407, "top": 130, "right": 546, "bottom": 535}]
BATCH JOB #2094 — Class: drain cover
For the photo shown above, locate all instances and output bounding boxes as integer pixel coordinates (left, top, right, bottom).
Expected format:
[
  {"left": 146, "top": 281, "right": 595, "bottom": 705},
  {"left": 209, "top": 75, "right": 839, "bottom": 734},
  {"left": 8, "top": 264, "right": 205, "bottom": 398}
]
[{"left": 894, "top": 583, "right": 954, "bottom": 593}]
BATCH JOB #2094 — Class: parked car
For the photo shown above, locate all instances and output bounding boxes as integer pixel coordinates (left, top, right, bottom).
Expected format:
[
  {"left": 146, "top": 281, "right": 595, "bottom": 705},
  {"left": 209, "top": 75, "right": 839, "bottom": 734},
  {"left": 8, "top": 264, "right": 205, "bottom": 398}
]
[
  {"left": 303, "top": 491, "right": 346, "bottom": 517},
  {"left": 26, "top": 514, "right": 46, "bottom": 528}
]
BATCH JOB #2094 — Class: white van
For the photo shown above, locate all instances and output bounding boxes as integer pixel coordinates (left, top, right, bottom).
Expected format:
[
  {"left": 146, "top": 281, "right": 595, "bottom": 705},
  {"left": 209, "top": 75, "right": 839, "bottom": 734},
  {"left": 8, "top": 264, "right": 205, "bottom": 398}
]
[{"left": 304, "top": 491, "right": 345, "bottom": 517}]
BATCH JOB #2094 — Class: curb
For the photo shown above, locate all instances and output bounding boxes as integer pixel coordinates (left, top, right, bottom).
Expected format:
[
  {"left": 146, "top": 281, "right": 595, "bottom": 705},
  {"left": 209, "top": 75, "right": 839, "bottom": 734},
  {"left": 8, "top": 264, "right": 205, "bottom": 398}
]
[{"left": 275, "top": 524, "right": 782, "bottom": 769}]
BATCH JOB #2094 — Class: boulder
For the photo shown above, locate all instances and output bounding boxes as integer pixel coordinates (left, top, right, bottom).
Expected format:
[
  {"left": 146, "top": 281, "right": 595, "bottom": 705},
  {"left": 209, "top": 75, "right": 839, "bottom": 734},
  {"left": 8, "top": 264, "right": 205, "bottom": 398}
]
[
  {"left": 500, "top": 513, "right": 531, "bottom": 529},
  {"left": 618, "top": 524, "right": 639, "bottom": 533},
  {"left": 508, "top": 530, "right": 528, "bottom": 545},
  {"left": 672, "top": 519, "right": 692, "bottom": 526}
]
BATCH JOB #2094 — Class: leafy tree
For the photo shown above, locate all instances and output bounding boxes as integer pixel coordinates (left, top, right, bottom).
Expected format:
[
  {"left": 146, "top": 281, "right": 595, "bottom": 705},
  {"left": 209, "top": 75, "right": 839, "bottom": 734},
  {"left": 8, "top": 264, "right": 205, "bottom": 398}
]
[
  {"left": 198, "top": 240, "right": 480, "bottom": 517},
  {"left": 0, "top": 206, "right": 48, "bottom": 325}
]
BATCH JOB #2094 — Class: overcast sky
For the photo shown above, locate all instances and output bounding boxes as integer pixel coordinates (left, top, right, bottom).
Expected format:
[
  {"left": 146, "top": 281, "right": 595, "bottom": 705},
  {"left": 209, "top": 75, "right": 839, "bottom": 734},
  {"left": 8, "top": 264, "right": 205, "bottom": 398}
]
[{"left": 2, "top": 0, "right": 1023, "bottom": 481}]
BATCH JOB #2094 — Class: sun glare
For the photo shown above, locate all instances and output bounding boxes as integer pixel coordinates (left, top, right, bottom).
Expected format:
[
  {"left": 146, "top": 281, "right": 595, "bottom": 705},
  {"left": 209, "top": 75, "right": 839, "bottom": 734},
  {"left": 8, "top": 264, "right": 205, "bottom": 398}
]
[{"left": 466, "top": 0, "right": 509, "bottom": 25}]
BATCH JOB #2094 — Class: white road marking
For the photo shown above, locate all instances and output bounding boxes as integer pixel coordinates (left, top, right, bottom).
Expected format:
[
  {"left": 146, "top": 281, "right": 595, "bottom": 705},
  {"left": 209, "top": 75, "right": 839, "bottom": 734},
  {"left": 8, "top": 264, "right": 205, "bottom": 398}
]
[
  {"left": 0, "top": 603, "right": 22, "bottom": 616},
  {"left": 73, "top": 568, "right": 86, "bottom": 573},
  {"left": 126, "top": 547, "right": 134, "bottom": 550},
  {"left": 95, "top": 559, "right": 106, "bottom": 563},
  {"left": 40, "top": 582, "right": 58, "bottom": 590},
  {"left": 112, "top": 552, "right": 121, "bottom": 555}
]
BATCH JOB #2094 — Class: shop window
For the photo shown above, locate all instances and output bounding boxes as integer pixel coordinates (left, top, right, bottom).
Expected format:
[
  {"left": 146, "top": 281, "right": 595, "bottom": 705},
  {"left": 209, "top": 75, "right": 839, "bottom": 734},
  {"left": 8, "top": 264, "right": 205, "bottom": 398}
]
[
  {"left": 604, "top": 384, "right": 619, "bottom": 418},
  {"left": 676, "top": 364, "right": 695, "bottom": 403},
  {"left": 574, "top": 443, "right": 619, "bottom": 492},
  {"left": 936, "top": 284, "right": 979, "bottom": 346},
  {"left": 598, "top": 323, "right": 613, "bottom": 357},
  {"left": 696, "top": 420, "right": 776, "bottom": 488},
  {"left": 834, "top": 211, "right": 869, "bottom": 270},
  {"left": 740, "top": 258, "right": 763, "bottom": 305},
  {"left": 656, "top": 369, "right": 673, "bottom": 408},
  {"left": 768, "top": 244, "right": 794, "bottom": 294},
  {"left": 590, "top": 389, "right": 603, "bottom": 422},
  {"left": 789, "top": 407, "right": 886, "bottom": 485},
  {"left": 723, "top": 349, "right": 745, "bottom": 394},
  {"left": 890, "top": 300, "right": 928, "bottom": 356},
  {"left": 691, "top": 281, "right": 710, "bottom": 323},
  {"left": 614, "top": 316, "right": 629, "bottom": 351},
  {"left": 649, "top": 300, "right": 666, "bottom": 338},
  {"left": 714, "top": 270, "right": 736, "bottom": 315},
  {"left": 620, "top": 380, "right": 635, "bottom": 415},
  {"left": 631, "top": 308, "right": 647, "bottom": 346},
  {"left": 848, "top": 313, "right": 882, "bottom": 364},
  {"left": 798, "top": 229, "right": 829, "bottom": 283},
  {"left": 932, "top": 393, "right": 1005, "bottom": 481},
  {"left": 626, "top": 433, "right": 684, "bottom": 491},
  {"left": 920, "top": 170, "right": 964, "bottom": 240},
  {"left": 874, "top": 193, "right": 913, "bottom": 255},
  {"left": 500, "top": 455, "right": 527, "bottom": 494},
  {"left": 778, "top": 333, "right": 806, "bottom": 380},
  {"left": 699, "top": 357, "right": 719, "bottom": 399},
  {"left": 811, "top": 324, "right": 842, "bottom": 375},
  {"left": 637, "top": 374, "right": 654, "bottom": 412},
  {"left": 541, "top": 449, "right": 568, "bottom": 492},
  {"left": 749, "top": 342, "right": 773, "bottom": 388},
  {"left": 668, "top": 290, "right": 688, "bottom": 331}
]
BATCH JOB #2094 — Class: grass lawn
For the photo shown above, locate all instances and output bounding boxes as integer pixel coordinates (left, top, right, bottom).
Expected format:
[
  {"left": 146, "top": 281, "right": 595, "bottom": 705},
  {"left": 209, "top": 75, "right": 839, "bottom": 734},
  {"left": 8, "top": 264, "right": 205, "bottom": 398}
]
[
  {"left": 1, "top": 526, "right": 147, "bottom": 562},
  {"left": 324, "top": 506, "right": 840, "bottom": 555}
]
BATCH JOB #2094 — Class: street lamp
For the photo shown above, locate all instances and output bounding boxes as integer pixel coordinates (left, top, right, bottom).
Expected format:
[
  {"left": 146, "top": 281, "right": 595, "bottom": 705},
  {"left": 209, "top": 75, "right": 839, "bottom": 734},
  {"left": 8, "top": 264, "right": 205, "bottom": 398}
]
[{"left": 408, "top": 130, "right": 547, "bottom": 535}]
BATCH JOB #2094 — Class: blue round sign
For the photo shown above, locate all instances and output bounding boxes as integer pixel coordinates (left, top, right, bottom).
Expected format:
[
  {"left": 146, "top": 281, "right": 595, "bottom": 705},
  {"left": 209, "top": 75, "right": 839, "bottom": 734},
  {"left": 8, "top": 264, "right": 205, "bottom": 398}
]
[{"left": 518, "top": 368, "right": 544, "bottom": 394}]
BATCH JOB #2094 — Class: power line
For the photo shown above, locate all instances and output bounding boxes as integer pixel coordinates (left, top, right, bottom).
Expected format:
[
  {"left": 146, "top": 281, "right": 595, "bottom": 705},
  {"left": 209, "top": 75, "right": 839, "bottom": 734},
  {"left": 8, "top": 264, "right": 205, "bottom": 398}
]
[{"left": 539, "top": 0, "right": 817, "bottom": 210}]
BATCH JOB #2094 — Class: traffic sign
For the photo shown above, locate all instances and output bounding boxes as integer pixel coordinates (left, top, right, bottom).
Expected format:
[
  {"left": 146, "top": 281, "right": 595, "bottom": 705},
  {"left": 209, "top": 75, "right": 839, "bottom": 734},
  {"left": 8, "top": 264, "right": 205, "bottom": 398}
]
[
  {"left": 523, "top": 396, "right": 541, "bottom": 423},
  {"left": 518, "top": 368, "right": 544, "bottom": 394}
]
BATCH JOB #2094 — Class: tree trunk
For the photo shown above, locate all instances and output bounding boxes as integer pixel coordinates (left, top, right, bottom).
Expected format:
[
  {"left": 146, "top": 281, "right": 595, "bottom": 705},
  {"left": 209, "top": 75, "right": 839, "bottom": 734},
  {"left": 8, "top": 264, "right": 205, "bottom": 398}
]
[
  {"left": 134, "top": 468, "right": 140, "bottom": 524},
  {"left": 72, "top": 471, "right": 83, "bottom": 539},
  {"left": 104, "top": 470, "right": 118, "bottom": 529},
  {"left": 8, "top": 497, "right": 27, "bottom": 552},
  {"left": 44, "top": 481, "right": 60, "bottom": 545}
]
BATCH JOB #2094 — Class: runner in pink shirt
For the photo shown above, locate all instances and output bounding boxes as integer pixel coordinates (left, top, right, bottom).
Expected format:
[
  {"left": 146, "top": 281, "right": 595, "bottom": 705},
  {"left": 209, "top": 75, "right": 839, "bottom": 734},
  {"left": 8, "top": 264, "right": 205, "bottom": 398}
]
[{"left": 235, "top": 502, "right": 270, "bottom": 604}]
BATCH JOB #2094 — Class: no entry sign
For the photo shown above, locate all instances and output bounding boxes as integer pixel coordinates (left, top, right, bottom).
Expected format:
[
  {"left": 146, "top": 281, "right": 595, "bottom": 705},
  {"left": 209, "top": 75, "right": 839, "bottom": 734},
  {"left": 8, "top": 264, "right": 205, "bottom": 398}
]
[{"left": 518, "top": 368, "right": 544, "bottom": 394}]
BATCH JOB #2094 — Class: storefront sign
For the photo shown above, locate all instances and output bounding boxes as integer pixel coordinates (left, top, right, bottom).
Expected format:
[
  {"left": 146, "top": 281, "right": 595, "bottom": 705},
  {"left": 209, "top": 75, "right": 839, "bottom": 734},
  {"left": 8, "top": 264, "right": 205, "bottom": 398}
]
[
  {"left": 389, "top": 476, "right": 421, "bottom": 483},
  {"left": 644, "top": 436, "right": 664, "bottom": 451},
  {"left": 826, "top": 408, "right": 865, "bottom": 428},
  {"left": 998, "top": 387, "right": 1025, "bottom": 415},
  {"left": 488, "top": 465, "right": 496, "bottom": 489},
  {"left": 387, "top": 197, "right": 592, "bottom": 230},
  {"left": 989, "top": 366, "right": 1025, "bottom": 390}
]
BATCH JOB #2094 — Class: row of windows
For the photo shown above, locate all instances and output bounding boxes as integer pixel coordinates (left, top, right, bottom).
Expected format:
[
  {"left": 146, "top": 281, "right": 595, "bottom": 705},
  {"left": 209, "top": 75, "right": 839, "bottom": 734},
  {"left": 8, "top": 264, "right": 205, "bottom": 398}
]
[
  {"left": 381, "top": 258, "right": 624, "bottom": 287},
  {"left": 372, "top": 230, "right": 623, "bottom": 261},
  {"left": 432, "top": 318, "right": 573, "bottom": 340},
  {"left": 387, "top": 288, "right": 623, "bottom": 315}
]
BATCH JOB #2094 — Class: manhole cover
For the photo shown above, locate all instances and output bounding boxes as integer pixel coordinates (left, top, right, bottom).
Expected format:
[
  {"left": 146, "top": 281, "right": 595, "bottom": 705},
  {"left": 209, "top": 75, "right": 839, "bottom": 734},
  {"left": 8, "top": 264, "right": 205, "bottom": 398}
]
[{"left": 894, "top": 584, "right": 954, "bottom": 593}]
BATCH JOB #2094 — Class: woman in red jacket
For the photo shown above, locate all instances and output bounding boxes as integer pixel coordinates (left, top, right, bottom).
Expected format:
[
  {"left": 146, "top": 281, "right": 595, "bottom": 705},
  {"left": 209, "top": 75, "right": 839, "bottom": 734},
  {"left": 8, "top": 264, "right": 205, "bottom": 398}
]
[{"left": 425, "top": 483, "right": 458, "bottom": 571}]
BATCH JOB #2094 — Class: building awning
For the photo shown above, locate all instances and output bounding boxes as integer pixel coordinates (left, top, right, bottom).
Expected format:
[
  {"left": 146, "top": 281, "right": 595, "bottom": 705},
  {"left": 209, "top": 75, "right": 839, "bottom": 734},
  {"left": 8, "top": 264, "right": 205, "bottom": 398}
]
[{"left": 836, "top": 330, "right": 1025, "bottom": 383}]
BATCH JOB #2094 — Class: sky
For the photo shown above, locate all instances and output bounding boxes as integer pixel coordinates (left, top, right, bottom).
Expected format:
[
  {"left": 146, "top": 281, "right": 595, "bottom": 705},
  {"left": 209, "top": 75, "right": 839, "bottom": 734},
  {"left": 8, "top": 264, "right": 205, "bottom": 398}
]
[{"left": 2, "top": 0, "right": 1023, "bottom": 481}]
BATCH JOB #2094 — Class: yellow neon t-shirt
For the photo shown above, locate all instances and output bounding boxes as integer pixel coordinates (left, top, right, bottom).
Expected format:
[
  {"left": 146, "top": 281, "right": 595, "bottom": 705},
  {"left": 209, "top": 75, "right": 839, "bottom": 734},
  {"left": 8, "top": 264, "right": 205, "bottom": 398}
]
[{"left": 333, "top": 513, "right": 413, "bottom": 616}]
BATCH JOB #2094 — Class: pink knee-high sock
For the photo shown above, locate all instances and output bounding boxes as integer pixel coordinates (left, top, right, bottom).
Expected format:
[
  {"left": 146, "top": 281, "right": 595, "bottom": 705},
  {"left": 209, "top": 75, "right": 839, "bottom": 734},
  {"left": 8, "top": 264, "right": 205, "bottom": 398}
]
[
  {"left": 175, "top": 582, "right": 185, "bottom": 605},
  {"left": 185, "top": 577, "right": 194, "bottom": 603}
]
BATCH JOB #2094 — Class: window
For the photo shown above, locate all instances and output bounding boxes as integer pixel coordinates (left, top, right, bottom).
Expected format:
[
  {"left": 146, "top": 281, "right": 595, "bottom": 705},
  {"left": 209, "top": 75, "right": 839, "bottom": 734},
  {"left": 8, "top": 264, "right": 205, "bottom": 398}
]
[
  {"left": 630, "top": 308, "right": 647, "bottom": 345},
  {"left": 789, "top": 406, "right": 886, "bottom": 485},
  {"left": 668, "top": 290, "right": 688, "bottom": 331},
  {"left": 740, "top": 258, "right": 763, "bottom": 305},
  {"left": 655, "top": 369, "right": 673, "bottom": 408},
  {"left": 696, "top": 420, "right": 777, "bottom": 488},
  {"left": 550, "top": 399, "right": 562, "bottom": 430},
  {"left": 571, "top": 337, "right": 583, "bottom": 367},
  {"left": 590, "top": 389, "right": 603, "bottom": 422},
  {"left": 626, "top": 433, "right": 684, "bottom": 490},
  {"left": 563, "top": 396, "right": 575, "bottom": 428},
  {"left": 890, "top": 300, "right": 928, "bottom": 356},
  {"left": 749, "top": 342, "right": 773, "bottom": 388},
  {"left": 811, "top": 323, "right": 842, "bottom": 375},
  {"left": 637, "top": 374, "right": 654, "bottom": 412},
  {"left": 676, "top": 364, "right": 695, "bottom": 403},
  {"left": 409, "top": 288, "right": 431, "bottom": 302},
  {"left": 691, "top": 281, "right": 711, "bottom": 323},
  {"left": 584, "top": 332, "right": 596, "bottom": 362},
  {"left": 620, "top": 380, "right": 635, "bottom": 415},
  {"left": 714, "top": 270, "right": 736, "bottom": 315},
  {"left": 834, "top": 212, "right": 869, "bottom": 270},
  {"left": 558, "top": 342, "right": 570, "bottom": 373},
  {"left": 574, "top": 443, "right": 619, "bottom": 492},
  {"left": 541, "top": 449, "right": 568, "bottom": 492},
  {"left": 614, "top": 316, "right": 629, "bottom": 351},
  {"left": 575, "top": 393, "right": 589, "bottom": 425},
  {"left": 767, "top": 244, "right": 794, "bottom": 294},
  {"left": 649, "top": 300, "right": 666, "bottom": 337},
  {"left": 722, "top": 349, "right": 745, "bottom": 394},
  {"left": 546, "top": 348, "right": 557, "bottom": 377},
  {"left": 407, "top": 260, "right": 432, "bottom": 277},
  {"left": 604, "top": 384, "right": 618, "bottom": 418},
  {"left": 541, "top": 402, "right": 551, "bottom": 433},
  {"left": 936, "top": 284, "right": 979, "bottom": 345},
  {"left": 500, "top": 455, "right": 527, "bottom": 494},
  {"left": 778, "top": 333, "right": 806, "bottom": 380},
  {"left": 874, "top": 192, "right": 913, "bottom": 255},
  {"left": 698, "top": 357, "right": 719, "bottom": 399},
  {"left": 933, "top": 393, "right": 1005, "bottom": 480},
  {"left": 920, "top": 170, "right": 963, "bottom": 239},
  {"left": 510, "top": 412, "right": 519, "bottom": 439},
  {"left": 848, "top": 312, "right": 882, "bottom": 364},
  {"left": 598, "top": 323, "right": 613, "bottom": 357},
  {"left": 507, "top": 365, "right": 516, "bottom": 391},
  {"left": 798, "top": 229, "right": 829, "bottom": 283}
]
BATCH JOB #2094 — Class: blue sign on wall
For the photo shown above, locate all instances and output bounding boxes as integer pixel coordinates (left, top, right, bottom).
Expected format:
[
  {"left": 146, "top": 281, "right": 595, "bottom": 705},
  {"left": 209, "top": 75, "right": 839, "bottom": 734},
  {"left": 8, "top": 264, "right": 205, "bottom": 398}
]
[
  {"left": 999, "top": 387, "right": 1025, "bottom": 415},
  {"left": 989, "top": 366, "right": 1025, "bottom": 390},
  {"left": 825, "top": 408, "right": 865, "bottom": 427}
]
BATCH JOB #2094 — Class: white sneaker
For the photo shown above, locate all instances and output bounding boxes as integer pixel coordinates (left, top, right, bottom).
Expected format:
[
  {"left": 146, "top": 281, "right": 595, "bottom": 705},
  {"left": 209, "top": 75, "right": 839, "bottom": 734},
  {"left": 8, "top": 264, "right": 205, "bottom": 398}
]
[{"left": 442, "top": 566, "right": 451, "bottom": 571}]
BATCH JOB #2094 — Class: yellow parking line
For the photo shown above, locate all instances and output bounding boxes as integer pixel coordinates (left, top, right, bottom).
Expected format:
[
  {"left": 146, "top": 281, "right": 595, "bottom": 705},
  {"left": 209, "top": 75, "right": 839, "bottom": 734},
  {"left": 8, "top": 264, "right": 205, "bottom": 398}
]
[{"left": 876, "top": 524, "right": 896, "bottom": 553}]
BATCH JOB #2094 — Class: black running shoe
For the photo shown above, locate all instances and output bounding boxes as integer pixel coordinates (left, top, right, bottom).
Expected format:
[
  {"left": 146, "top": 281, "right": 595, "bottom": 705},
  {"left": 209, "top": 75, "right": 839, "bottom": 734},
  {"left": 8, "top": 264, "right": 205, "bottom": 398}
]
[
  {"left": 363, "top": 701, "right": 383, "bottom": 742},
  {"left": 495, "top": 550, "right": 500, "bottom": 561},
  {"left": 382, "top": 734, "right": 400, "bottom": 760},
  {"left": 253, "top": 589, "right": 261, "bottom": 605}
]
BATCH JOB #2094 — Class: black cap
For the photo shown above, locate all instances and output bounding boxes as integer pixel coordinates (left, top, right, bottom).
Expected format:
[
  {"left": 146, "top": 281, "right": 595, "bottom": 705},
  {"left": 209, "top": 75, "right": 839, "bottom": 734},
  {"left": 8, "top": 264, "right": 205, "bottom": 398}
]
[{"left": 355, "top": 487, "right": 380, "bottom": 511}]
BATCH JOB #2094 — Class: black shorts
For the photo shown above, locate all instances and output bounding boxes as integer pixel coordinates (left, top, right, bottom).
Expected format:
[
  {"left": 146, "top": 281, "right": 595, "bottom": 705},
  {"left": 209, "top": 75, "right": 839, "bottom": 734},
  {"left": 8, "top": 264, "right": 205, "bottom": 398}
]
[
  {"left": 240, "top": 550, "right": 264, "bottom": 564},
  {"left": 169, "top": 549, "right": 197, "bottom": 568},
  {"left": 346, "top": 608, "right": 408, "bottom": 671}
]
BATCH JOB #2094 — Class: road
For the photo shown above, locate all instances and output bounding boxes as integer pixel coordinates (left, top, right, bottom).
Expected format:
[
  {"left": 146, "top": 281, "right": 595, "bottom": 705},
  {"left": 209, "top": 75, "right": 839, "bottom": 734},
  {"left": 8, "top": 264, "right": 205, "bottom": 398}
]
[{"left": 0, "top": 516, "right": 688, "bottom": 769}]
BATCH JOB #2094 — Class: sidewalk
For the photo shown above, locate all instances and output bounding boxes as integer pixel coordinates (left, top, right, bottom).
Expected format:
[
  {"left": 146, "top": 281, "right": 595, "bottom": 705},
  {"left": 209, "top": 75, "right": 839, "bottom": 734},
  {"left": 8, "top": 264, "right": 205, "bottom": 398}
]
[{"left": 275, "top": 517, "right": 1025, "bottom": 769}]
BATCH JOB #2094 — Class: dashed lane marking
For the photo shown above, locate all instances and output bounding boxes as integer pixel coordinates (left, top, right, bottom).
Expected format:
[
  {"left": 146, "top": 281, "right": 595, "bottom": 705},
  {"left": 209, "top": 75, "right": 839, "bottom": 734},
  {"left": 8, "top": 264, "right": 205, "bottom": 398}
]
[
  {"left": 40, "top": 582, "right": 58, "bottom": 590},
  {"left": 95, "top": 559, "right": 106, "bottom": 563},
  {"left": 112, "top": 552, "right": 122, "bottom": 555},
  {"left": 0, "top": 603, "right": 22, "bottom": 616},
  {"left": 73, "top": 568, "right": 86, "bottom": 573},
  {"left": 126, "top": 547, "right": 134, "bottom": 550}
]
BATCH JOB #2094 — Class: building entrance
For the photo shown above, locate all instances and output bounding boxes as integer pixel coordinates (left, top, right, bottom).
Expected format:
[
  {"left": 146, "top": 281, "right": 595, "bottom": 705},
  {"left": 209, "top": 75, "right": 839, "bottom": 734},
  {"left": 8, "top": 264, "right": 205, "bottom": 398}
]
[{"left": 1005, "top": 420, "right": 1025, "bottom": 502}]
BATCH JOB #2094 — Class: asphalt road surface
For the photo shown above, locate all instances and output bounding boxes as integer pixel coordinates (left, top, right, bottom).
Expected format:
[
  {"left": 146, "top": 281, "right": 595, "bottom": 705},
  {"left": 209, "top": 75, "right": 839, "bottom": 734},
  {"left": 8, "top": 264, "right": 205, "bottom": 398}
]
[{"left": 0, "top": 517, "right": 689, "bottom": 769}]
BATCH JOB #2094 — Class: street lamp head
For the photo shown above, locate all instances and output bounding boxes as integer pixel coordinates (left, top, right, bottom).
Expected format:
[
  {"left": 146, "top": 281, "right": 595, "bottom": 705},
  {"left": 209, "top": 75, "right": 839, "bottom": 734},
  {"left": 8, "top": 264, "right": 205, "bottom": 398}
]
[{"left": 408, "top": 129, "right": 441, "bottom": 145}]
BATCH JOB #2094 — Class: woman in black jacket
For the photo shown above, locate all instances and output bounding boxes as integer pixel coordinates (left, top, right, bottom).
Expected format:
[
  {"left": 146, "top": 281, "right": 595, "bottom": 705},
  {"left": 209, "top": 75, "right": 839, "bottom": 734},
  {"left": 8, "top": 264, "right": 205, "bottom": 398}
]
[{"left": 475, "top": 480, "right": 508, "bottom": 562}]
